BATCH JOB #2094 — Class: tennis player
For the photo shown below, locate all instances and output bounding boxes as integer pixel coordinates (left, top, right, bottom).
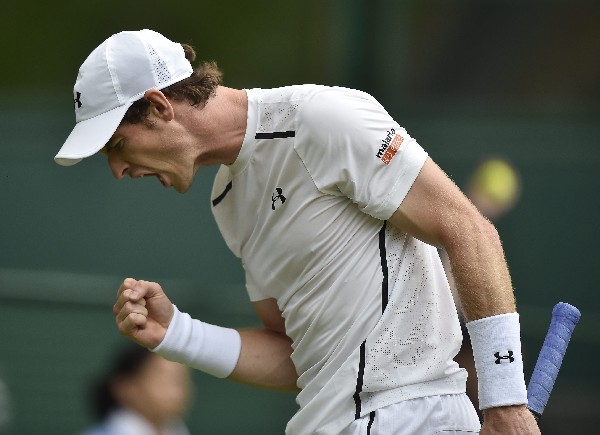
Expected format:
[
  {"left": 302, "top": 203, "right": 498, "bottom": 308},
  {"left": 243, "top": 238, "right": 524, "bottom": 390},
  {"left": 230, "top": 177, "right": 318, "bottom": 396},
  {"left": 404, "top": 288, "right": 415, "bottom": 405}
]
[{"left": 55, "top": 30, "right": 540, "bottom": 434}]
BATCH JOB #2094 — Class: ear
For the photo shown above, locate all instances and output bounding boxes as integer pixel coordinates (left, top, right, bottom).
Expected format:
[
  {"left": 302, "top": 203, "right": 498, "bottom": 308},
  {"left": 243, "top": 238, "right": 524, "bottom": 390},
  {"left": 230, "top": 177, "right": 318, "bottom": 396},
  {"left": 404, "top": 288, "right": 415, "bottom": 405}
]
[{"left": 143, "top": 89, "right": 175, "bottom": 121}]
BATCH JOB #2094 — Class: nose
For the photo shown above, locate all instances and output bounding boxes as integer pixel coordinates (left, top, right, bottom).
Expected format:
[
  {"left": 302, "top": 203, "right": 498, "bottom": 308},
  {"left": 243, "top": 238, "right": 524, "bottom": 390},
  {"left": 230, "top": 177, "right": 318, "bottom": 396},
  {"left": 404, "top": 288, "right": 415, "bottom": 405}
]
[{"left": 107, "top": 154, "right": 129, "bottom": 179}]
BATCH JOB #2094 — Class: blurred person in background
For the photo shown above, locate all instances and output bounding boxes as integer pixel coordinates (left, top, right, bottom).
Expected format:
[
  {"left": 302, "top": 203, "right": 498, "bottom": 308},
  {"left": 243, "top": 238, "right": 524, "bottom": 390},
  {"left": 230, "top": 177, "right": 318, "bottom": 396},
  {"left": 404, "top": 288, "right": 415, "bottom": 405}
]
[
  {"left": 79, "top": 344, "right": 193, "bottom": 435},
  {"left": 57, "top": 30, "right": 540, "bottom": 434}
]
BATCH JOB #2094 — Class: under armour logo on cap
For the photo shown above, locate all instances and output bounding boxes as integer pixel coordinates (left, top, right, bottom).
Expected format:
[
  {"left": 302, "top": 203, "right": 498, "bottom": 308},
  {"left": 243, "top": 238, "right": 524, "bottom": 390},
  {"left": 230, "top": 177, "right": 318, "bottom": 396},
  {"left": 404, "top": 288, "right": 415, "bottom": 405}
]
[
  {"left": 74, "top": 91, "right": 82, "bottom": 108},
  {"left": 494, "top": 351, "right": 515, "bottom": 364}
]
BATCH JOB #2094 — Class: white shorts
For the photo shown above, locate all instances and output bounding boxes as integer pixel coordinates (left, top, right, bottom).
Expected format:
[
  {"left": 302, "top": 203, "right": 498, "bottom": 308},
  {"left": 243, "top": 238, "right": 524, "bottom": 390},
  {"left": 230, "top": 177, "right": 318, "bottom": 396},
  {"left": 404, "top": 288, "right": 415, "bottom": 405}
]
[{"left": 339, "top": 393, "right": 481, "bottom": 435}]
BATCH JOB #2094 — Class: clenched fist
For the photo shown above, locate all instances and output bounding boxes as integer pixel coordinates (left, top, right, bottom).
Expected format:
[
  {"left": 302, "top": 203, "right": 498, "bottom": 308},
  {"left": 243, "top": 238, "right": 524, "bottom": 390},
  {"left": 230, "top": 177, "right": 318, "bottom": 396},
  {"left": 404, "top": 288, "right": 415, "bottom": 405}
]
[{"left": 113, "top": 278, "right": 174, "bottom": 349}]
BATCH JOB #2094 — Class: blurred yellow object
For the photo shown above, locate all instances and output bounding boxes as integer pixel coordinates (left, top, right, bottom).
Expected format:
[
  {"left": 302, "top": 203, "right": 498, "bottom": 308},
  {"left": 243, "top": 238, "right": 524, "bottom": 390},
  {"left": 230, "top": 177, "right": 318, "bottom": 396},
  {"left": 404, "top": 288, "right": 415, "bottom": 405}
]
[
  {"left": 467, "top": 157, "right": 521, "bottom": 220},
  {"left": 471, "top": 158, "right": 519, "bottom": 206}
]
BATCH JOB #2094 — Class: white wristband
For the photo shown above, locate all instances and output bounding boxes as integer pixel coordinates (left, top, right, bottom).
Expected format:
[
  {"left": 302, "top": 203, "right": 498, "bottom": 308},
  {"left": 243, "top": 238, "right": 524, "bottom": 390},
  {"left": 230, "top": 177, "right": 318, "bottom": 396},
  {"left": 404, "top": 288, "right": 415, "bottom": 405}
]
[
  {"left": 466, "top": 312, "right": 528, "bottom": 410},
  {"left": 151, "top": 305, "right": 242, "bottom": 378}
]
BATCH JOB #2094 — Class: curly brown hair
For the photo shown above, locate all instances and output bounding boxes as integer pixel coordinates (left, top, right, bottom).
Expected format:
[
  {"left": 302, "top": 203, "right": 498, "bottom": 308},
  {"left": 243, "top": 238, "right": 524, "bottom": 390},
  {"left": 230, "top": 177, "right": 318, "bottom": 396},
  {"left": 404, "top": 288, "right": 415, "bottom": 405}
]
[{"left": 122, "top": 43, "right": 223, "bottom": 125}]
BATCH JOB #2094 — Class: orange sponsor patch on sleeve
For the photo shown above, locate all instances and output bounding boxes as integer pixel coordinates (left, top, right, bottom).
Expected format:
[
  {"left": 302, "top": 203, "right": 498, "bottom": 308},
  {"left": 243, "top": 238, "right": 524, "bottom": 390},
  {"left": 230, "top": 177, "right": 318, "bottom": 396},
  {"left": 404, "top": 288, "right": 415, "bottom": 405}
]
[{"left": 380, "top": 134, "right": 404, "bottom": 165}]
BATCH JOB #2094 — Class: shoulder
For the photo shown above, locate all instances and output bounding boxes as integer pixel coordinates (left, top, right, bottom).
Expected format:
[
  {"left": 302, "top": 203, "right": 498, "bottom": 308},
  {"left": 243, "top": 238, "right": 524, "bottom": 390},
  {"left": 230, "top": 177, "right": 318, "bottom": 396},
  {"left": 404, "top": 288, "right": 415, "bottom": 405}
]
[
  {"left": 253, "top": 84, "right": 381, "bottom": 115},
  {"left": 295, "top": 86, "right": 389, "bottom": 144},
  {"left": 302, "top": 85, "right": 379, "bottom": 107},
  {"left": 293, "top": 86, "right": 392, "bottom": 155},
  {"left": 299, "top": 86, "right": 382, "bottom": 120}
]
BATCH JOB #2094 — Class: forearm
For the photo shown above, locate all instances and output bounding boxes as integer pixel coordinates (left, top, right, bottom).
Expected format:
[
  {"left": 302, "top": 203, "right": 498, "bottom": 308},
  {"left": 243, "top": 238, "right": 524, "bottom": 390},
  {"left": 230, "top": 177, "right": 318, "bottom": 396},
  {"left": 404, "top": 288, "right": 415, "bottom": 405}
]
[
  {"left": 389, "top": 158, "right": 517, "bottom": 321},
  {"left": 388, "top": 158, "right": 538, "bottom": 432},
  {"left": 443, "top": 212, "right": 516, "bottom": 321},
  {"left": 444, "top": 214, "right": 527, "bottom": 398},
  {"left": 228, "top": 329, "right": 299, "bottom": 392},
  {"left": 151, "top": 304, "right": 298, "bottom": 392},
  {"left": 115, "top": 281, "right": 298, "bottom": 392}
]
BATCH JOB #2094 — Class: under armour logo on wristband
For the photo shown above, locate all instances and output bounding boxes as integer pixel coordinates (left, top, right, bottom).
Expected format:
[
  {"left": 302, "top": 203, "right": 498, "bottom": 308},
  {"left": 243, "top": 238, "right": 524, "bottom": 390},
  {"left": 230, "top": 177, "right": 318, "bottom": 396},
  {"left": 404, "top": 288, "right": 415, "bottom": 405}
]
[
  {"left": 271, "top": 188, "right": 286, "bottom": 210},
  {"left": 74, "top": 91, "right": 83, "bottom": 108},
  {"left": 494, "top": 351, "right": 515, "bottom": 364}
]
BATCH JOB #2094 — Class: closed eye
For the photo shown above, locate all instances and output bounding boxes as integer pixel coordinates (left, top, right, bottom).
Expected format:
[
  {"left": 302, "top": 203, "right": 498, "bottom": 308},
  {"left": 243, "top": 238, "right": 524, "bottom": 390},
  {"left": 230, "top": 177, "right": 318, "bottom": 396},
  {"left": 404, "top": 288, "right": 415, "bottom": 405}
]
[{"left": 102, "top": 138, "right": 124, "bottom": 155}]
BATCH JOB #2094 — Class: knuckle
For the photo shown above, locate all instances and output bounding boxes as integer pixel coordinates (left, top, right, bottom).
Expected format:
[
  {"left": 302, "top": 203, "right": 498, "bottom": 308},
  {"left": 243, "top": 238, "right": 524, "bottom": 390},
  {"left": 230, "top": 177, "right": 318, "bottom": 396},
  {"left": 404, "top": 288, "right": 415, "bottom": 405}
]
[
  {"left": 116, "top": 321, "right": 129, "bottom": 336},
  {"left": 130, "top": 312, "right": 146, "bottom": 326},
  {"left": 129, "top": 287, "right": 142, "bottom": 300}
]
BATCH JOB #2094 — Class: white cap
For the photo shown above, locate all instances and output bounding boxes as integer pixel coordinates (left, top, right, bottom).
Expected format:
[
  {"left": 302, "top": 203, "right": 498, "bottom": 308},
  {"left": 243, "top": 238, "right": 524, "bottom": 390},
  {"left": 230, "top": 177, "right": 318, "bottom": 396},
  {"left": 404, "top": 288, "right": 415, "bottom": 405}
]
[{"left": 55, "top": 29, "right": 193, "bottom": 166}]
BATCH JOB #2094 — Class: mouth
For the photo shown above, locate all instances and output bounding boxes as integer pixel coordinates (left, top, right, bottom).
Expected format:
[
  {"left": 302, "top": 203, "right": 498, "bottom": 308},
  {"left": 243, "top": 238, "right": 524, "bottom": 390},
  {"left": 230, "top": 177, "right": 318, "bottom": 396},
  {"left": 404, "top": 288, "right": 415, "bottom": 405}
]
[
  {"left": 140, "top": 173, "right": 170, "bottom": 188},
  {"left": 156, "top": 174, "right": 170, "bottom": 188}
]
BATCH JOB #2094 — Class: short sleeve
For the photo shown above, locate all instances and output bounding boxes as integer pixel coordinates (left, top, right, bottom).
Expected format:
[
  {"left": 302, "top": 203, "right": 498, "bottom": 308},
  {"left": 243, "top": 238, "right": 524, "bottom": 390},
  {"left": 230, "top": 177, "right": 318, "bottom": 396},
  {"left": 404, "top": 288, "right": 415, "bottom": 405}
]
[{"left": 294, "top": 87, "right": 427, "bottom": 220}]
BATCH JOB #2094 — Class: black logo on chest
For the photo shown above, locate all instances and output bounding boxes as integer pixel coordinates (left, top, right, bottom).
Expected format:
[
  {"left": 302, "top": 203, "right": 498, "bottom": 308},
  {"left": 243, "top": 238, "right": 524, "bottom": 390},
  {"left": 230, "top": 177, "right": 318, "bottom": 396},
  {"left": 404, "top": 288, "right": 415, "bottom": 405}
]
[{"left": 271, "top": 188, "right": 286, "bottom": 210}]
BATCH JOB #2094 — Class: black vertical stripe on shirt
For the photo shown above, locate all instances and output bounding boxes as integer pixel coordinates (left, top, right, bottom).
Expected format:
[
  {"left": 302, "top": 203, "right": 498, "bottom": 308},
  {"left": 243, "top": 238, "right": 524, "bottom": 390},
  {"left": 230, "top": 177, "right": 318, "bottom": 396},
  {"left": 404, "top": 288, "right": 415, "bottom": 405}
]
[
  {"left": 255, "top": 130, "right": 296, "bottom": 139},
  {"left": 353, "top": 341, "right": 367, "bottom": 419},
  {"left": 353, "top": 221, "right": 390, "bottom": 421},
  {"left": 379, "top": 221, "right": 389, "bottom": 313},
  {"left": 211, "top": 181, "right": 233, "bottom": 206},
  {"left": 367, "top": 411, "right": 376, "bottom": 434}
]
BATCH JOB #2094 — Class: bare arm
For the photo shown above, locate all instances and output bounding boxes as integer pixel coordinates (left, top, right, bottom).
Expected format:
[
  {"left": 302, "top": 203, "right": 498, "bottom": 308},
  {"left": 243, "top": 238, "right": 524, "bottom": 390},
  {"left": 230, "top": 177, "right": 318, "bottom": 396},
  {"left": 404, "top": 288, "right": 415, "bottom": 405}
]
[
  {"left": 228, "top": 298, "right": 299, "bottom": 392},
  {"left": 114, "top": 280, "right": 298, "bottom": 392},
  {"left": 389, "top": 157, "right": 539, "bottom": 434},
  {"left": 389, "top": 157, "right": 515, "bottom": 321}
]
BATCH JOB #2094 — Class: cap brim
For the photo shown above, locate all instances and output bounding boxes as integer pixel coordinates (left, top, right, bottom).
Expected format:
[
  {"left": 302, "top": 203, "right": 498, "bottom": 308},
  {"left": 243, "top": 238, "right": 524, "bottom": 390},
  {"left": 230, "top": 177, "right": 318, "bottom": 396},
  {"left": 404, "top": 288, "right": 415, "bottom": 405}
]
[{"left": 54, "top": 104, "right": 131, "bottom": 166}]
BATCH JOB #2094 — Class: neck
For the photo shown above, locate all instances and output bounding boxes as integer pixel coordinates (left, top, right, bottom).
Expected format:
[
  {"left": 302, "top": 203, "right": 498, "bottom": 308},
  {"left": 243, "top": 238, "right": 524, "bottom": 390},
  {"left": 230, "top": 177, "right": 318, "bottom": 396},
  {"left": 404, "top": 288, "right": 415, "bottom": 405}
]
[{"left": 190, "top": 86, "right": 248, "bottom": 168}]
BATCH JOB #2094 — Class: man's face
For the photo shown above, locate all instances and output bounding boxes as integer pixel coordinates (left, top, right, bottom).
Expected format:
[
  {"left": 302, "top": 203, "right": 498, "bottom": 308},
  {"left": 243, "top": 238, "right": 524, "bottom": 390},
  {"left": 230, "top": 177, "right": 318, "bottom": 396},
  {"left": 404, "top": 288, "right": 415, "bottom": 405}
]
[{"left": 102, "top": 118, "right": 197, "bottom": 193}]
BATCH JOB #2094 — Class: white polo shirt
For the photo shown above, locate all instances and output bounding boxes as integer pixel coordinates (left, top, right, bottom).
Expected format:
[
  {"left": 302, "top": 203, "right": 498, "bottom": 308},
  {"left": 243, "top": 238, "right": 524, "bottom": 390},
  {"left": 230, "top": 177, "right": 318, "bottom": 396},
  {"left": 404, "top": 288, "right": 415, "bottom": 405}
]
[{"left": 211, "top": 85, "right": 466, "bottom": 434}]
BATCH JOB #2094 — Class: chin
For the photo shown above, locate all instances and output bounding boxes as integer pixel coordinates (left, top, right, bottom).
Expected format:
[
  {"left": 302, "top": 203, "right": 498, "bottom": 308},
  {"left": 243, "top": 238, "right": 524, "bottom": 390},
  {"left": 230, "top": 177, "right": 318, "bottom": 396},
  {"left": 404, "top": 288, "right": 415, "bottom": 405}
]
[
  {"left": 175, "top": 182, "right": 192, "bottom": 194},
  {"left": 172, "top": 172, "right": 195, "bottom": 193}
]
